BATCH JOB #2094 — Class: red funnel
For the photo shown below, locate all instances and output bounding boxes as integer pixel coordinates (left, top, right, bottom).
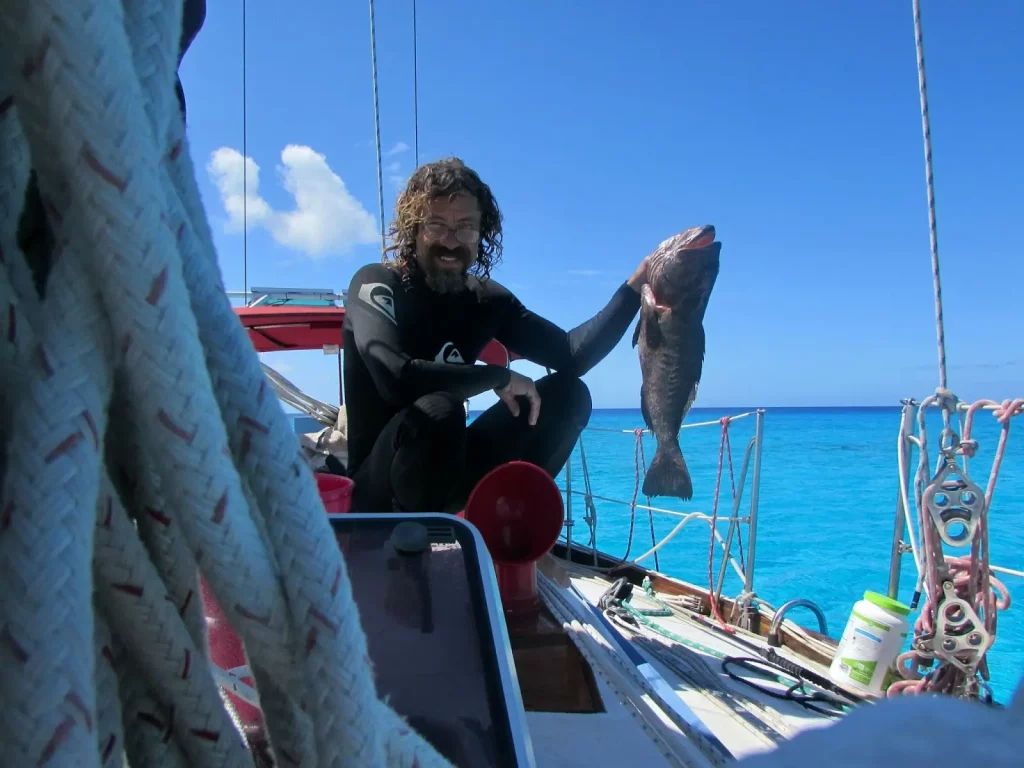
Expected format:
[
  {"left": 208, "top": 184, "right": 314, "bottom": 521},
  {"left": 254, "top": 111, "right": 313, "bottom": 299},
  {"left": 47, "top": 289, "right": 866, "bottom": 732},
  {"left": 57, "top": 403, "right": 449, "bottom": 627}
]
[{"left": 463, "top": 461, "right": 564, "bottom": 613}]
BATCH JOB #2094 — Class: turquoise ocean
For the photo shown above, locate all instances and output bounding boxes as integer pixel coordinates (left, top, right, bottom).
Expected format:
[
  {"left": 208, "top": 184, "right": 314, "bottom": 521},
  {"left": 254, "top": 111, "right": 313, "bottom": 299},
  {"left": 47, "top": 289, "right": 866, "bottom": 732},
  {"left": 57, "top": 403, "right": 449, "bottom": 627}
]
[{"left": 476, "top": 405, "right": 1024, "bottom": 704}]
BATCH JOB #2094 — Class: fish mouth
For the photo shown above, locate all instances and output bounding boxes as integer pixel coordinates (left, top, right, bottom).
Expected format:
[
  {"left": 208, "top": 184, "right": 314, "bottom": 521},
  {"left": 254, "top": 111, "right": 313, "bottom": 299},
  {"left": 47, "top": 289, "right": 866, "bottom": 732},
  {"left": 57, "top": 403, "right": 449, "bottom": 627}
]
[
  {"left": 658, "top": 231, "right": 720, "bottom": 313},
  {"left": 679, "top": 225, "right": 716, "bottom": 250}
]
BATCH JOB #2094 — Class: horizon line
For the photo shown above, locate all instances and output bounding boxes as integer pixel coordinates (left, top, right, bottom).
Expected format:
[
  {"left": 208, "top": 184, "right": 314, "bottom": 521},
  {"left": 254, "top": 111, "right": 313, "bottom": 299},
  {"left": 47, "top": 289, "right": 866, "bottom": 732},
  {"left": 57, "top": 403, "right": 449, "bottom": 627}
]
[{"left": 468, "top": 404, "right": 908, "bottom": 412}]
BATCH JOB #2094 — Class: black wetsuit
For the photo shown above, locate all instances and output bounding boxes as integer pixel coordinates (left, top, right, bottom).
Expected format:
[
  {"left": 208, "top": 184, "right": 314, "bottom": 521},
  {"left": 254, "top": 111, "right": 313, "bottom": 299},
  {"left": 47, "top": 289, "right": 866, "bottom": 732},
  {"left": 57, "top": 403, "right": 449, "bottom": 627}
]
[
  {"left": 343, "top": 263, "right": 641, "bottom": 512},
  {"left": 175, "top": 0, "right": 206, "bottom": 121}
]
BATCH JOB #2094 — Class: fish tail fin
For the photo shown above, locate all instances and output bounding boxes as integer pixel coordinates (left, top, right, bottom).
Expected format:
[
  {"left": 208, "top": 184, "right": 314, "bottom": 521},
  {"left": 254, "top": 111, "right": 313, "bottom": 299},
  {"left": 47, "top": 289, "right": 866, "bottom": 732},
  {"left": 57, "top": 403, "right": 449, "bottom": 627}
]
[{"left": 642, "top": 442, "right": 693, "bottom": 501}]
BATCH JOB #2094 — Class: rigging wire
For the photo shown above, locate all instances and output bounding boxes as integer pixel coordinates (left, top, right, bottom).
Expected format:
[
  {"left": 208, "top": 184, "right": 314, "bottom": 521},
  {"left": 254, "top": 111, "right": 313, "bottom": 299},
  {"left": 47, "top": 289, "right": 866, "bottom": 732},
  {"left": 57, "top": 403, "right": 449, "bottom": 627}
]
[
  {"left": 412, "top": 0, "right": 420, "bottom": 167},
  {"left": 911, "top": 0, "right": 946, "bottom": 390},
  {"left": 242, "top": 0, "right": 248, "bottom": 299},
  {"left": 368, "top": 0, "right": 387, "bottom": 256}
]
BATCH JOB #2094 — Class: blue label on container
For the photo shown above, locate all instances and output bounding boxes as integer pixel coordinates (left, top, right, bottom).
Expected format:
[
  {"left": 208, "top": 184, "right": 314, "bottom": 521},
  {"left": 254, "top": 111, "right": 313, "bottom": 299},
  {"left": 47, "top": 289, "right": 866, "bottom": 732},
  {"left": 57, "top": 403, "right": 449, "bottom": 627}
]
[{"left": 854, "top": 628, "right": 882, "bottom": 643}]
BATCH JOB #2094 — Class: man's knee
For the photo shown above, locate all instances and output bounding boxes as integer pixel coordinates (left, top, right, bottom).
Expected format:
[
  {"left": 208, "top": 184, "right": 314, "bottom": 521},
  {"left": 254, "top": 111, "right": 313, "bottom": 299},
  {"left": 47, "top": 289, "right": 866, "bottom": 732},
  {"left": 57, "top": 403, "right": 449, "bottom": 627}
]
[
  {"left": 391, "top": 392, "right": 467, "bottom": 512},
  {"left": 401, "top": 392, "right": 466, "bottom": 446},
  {"left": 538, "top": 372, "right": 592, "bottom": 428},
  {"left": 566, "top": 376, "right": 593, "bottom": 428}
]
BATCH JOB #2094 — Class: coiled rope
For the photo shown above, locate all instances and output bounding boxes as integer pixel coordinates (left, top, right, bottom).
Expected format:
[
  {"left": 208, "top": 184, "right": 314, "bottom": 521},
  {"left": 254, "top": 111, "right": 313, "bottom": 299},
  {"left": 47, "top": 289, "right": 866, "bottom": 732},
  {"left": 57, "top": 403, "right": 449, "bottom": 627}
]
[
  {"left": 0, "top": 1, "right": 450, "bottom": 766},
  {"left": 890, "top": 398, "right": 1021, "bottom": 697}
]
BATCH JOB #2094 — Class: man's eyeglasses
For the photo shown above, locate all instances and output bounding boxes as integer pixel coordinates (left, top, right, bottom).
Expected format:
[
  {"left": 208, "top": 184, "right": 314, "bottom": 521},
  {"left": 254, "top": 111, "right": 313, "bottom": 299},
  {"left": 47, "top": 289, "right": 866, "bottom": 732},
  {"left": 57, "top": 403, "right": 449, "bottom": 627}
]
[{"left": 421, "top": 221, "right": 480, "bottom": 245}]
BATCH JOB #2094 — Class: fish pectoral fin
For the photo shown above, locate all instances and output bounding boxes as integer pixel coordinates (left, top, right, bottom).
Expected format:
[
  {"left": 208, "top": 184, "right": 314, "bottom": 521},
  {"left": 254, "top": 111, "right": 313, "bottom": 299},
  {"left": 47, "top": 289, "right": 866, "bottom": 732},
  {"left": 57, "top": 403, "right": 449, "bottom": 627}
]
[
  {"left": 631, "top": 317, "right": 642, "bottom": 348},
  {"left": 639, "top": 284, "right": 668, "bottom": 347}
]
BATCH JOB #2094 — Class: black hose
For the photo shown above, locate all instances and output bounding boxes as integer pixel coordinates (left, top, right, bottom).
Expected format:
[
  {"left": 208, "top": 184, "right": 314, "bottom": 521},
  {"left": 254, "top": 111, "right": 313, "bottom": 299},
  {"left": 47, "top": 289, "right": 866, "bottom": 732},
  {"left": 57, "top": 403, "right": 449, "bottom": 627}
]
[
  {"left": 721, "top": 656, "right": 850, "bottom": 718},
  {"left": 686, "top": 610, "right": 867, "bottom": 706}
]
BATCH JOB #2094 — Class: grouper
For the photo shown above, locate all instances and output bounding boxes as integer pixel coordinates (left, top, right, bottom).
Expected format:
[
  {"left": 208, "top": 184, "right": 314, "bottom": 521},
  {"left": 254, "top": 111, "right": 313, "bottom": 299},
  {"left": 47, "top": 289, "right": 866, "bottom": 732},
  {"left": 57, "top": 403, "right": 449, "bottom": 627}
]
[{"left": 631, "top": 225, "right": 721, "bottom": 501}]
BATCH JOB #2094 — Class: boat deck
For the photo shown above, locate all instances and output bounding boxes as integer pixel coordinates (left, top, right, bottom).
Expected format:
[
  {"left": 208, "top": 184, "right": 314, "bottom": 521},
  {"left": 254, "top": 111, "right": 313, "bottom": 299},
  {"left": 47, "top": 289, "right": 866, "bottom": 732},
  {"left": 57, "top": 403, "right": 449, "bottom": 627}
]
[
  {"left": 513, "top": 557, "right": 859, "bottom": 767},
  {"left": 284, "top": 397, "right": 862, "bottom": 765}
]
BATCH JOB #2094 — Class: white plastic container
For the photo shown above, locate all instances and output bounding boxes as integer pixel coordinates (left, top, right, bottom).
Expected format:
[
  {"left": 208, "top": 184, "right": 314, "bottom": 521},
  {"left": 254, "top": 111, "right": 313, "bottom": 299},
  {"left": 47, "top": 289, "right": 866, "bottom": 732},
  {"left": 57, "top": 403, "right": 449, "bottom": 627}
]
[{"left": 828, "top": 590, "right": 911, "bottom": 695}]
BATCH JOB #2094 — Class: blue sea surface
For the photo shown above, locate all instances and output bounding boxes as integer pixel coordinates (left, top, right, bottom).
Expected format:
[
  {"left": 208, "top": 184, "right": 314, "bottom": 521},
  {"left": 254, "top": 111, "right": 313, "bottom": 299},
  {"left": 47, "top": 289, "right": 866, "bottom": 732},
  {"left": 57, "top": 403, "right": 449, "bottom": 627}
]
[
  {"left": 488, "top": 405, "right": 1024, "bottom": 704},
  {"left": 298, "top": 403, "right": 1024, "bottom": 702}
]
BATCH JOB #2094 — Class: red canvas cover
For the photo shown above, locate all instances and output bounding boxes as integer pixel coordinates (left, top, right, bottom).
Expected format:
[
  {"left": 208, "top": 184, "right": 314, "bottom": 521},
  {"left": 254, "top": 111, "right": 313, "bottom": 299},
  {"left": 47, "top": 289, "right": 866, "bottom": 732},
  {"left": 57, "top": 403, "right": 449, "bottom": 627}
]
[{"left": 234, "top": 305, "right": 515, "bottom": 366}]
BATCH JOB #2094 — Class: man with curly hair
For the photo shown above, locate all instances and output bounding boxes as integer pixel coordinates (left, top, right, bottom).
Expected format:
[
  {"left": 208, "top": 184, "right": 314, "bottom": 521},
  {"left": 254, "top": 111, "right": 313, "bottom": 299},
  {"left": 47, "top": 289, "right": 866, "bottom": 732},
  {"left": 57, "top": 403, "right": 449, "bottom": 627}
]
[{"left": 343, "top": 157, "right": 648, "bottom": 513}]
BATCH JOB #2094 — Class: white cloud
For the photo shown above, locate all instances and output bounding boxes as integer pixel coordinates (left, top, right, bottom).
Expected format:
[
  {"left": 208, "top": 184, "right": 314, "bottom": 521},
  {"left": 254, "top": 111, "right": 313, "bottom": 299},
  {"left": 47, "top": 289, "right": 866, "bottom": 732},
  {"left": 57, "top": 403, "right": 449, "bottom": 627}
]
[
  {"left": 206, "top": 147, "right": 272, "bottom": 230},
  {"left": 567, "top": 268, "right": 602, "bottom": 277},
  {"left": 384, "top": 159, "right": 409, "bottom": 190},
  {"left": 384, "top": 141, "right": 410, "bottom": 157},
  {"left": 270, "top": 145, "right": 379, "bottom": 256},
  {"left": 206, "top": 145, "right": 379, "bottom": 259}
]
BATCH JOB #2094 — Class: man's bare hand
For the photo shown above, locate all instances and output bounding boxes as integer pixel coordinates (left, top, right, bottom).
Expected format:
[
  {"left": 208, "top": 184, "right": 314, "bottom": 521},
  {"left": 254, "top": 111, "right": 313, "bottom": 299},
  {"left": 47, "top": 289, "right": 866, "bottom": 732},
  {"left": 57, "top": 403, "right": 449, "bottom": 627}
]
[
  {"left": 627, "top": 255, "right": 649, "bottom": 293},
  {"left": 495, "top": 370, "right": 541, "bottom": 426}
]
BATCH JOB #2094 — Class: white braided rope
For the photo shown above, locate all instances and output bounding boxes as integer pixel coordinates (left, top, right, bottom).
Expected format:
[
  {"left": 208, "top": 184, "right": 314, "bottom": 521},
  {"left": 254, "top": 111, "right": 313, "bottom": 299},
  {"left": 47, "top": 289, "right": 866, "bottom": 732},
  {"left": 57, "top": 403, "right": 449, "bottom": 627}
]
[
  {"left": 1, "top": 84, "right": 114, "bottom": 768},
  {"left": 0, "top": 1, "right": 452, "bottom": 766},
  {"left": 92, "top": 613, "right": 127, "bottom": 768}
]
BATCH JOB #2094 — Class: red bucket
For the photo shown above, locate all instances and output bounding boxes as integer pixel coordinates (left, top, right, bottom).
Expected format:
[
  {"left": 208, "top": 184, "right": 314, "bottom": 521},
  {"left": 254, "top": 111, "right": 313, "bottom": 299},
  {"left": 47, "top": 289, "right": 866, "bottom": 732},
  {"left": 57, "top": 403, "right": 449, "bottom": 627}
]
[
  {"left": 463, "top": 461, "right": 564, "bottom": 613},
  {"left": 316, "top": 472, "right": 354, "bottom": 514}
]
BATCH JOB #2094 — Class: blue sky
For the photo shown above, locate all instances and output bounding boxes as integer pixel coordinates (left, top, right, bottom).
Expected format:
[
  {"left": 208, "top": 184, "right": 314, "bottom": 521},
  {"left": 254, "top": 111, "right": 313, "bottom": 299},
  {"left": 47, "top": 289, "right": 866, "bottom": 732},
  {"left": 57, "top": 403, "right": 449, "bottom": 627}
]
[{"left": 180, "top": 0, "right": 1022, "bottom": 410}]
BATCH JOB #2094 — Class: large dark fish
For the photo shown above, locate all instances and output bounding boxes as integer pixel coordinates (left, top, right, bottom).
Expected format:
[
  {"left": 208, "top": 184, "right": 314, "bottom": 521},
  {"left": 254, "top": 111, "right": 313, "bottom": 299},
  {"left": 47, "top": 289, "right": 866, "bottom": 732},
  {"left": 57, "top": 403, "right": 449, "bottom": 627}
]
[{"left": 631, "top": 225, "right": 721, "bottom": 501}]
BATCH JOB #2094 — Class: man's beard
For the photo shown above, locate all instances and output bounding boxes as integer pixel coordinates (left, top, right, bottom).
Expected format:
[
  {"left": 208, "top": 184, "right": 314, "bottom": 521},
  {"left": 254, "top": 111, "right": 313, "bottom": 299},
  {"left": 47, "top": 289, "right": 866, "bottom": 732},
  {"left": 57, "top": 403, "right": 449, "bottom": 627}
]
[{"left": 420, "top": 244, "right": 472, "bottom": 294}]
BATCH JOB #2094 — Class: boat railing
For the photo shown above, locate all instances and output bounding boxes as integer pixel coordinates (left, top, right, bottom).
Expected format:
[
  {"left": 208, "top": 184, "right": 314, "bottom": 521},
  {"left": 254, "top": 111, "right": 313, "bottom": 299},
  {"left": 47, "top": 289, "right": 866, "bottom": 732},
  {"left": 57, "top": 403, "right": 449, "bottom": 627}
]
[
  {"left": 227, "top": 286, "right": 348, "bottom": 306},
  {"left": 558, "top": 409, "right": 767, "bottom": 626},
  {"left": 561, "top": 399, "right": 1023, "bottom": 642}
]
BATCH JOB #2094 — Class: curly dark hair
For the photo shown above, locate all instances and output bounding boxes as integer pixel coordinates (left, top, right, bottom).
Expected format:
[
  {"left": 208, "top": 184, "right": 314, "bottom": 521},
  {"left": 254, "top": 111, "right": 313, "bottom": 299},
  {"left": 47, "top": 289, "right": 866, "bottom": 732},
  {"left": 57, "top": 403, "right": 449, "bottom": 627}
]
[{"left": 383, "top": 157, "right": 504, "bottom": 280}]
